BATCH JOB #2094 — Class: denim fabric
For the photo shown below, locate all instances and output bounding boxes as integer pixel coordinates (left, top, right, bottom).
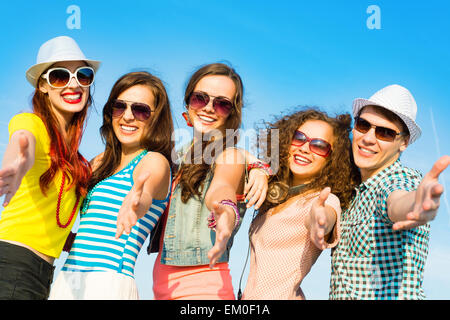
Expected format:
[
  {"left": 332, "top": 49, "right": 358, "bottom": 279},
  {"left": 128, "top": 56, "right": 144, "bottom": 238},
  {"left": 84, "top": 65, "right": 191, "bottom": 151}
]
[
  {"left": 159, "top": 171, "right": 246, "bottom": 266},
  {"left": 0, "top": 241, "right": 54, "bottom": 300}
]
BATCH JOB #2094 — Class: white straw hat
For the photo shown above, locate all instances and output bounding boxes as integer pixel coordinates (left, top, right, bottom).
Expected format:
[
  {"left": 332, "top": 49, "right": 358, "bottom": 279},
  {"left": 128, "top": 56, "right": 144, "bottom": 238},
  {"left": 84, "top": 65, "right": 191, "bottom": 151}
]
[
  {"left": 26, "top": 36, "right": 101, "bottom": 88},
  {"left": 352, "top": 84, "right": 421, "bottom": 144}
]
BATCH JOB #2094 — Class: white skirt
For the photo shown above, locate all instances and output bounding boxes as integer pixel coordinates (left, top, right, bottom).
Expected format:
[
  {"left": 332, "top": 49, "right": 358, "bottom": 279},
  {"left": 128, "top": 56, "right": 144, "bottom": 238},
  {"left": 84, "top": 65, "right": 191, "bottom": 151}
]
[{"left": 49, "top": 270, "right": 139, "bottom": 300}]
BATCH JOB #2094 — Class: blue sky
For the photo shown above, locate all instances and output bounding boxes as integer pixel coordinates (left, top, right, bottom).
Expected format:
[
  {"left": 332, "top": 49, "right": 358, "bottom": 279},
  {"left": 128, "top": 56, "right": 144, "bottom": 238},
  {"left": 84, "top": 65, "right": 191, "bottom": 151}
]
[{"left": 0, "top": 0, "right": 449, "bottom": 299}]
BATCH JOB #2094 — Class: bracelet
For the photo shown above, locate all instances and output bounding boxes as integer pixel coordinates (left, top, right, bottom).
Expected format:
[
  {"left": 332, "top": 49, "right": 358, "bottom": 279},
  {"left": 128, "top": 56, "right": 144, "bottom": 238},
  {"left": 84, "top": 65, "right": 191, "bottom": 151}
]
[
  {"left": 235, "top": 194, "right": 245, "bottom": 202},
  {"left": 207, "top": 212, "right": 217, "bottom": 231},
  {"left": 247, "top": 161, "right": 273, "bottom": 176},
  {"left": 207, "top": 199, "right": 240, "bottom": 232},
  {"left": 220, "top": 199, "right": 240, "bottom": 229}
]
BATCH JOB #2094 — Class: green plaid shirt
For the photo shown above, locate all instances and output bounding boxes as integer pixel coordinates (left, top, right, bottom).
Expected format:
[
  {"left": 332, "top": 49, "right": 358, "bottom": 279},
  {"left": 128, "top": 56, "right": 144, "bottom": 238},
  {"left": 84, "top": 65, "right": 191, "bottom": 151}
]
[{"left": 329, "top": 160, "right": 430, "bottom": 300}]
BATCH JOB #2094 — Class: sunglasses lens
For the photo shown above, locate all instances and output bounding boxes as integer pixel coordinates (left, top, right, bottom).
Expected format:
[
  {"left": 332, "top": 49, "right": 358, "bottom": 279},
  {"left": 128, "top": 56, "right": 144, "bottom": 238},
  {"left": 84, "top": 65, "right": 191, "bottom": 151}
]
[
  {"left": 189, "top": 92, "right": 209, "bottom": 110},
  {"left": 132, "top": 103, "right": 152, "bottom": 121},
  {"left": 375, "top": 127, "right": 397, "bottom": 141},
  {"left": 213, "top": 97, "right": 233, "bottom": 116},
  {"left": 354, "top": 117, "right": 371, "bottom": 133},
  {"left": 310, "top": 139, "right": 331, "bottom": 156},
  {"left": 112, "top": 101, "right": 127, "bottom": 117},
  {"left": 76, "top": 67, "right": 94, "bottom": 86},
  {"left": 292, "top": 131, "right": 307, "bottom": 146},
  {"left": 48, "top": 69, "right": 70, "bottom": 88}
]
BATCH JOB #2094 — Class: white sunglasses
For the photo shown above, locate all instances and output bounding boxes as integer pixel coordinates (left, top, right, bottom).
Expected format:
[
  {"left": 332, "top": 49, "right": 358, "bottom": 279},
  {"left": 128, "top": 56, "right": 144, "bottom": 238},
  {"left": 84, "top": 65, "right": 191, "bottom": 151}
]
[{"left": 41, "top": 66, "right": 95, "bottom": 89}]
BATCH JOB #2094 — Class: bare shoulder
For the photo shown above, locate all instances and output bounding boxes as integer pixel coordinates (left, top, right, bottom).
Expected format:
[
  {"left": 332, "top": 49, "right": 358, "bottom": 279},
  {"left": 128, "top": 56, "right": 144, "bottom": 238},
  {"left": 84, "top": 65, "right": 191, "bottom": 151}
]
[
  {"left": 135, "top": 151, "right": 170, "bottom": 176},
  {"left": 90, "top": 152, "right": 104, "bottom": 171},
  {"left": 134, "top": 151, "right": 171, "bottom": 200}
]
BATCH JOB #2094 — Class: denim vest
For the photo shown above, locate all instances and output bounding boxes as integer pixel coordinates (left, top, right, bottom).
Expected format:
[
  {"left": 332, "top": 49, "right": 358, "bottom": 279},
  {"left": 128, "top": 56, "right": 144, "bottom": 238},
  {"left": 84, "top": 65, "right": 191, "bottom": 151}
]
[{"left": 158, "top": 170, "right": 247, "bottom": 266}]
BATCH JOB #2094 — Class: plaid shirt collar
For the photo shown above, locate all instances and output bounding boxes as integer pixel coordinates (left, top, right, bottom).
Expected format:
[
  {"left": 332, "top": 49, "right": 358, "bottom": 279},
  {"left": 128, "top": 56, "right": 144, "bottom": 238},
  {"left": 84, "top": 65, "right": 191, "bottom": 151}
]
[{"left": 358, "top": 159, "right": 402, "bottom": 192}]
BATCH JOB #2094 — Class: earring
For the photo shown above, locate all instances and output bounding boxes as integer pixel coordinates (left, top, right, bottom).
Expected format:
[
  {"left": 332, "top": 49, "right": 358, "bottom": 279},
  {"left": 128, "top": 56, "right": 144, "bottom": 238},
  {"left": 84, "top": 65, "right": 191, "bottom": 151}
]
[{"left": 182, "top": 112, "right": 193, "bottom": 127}]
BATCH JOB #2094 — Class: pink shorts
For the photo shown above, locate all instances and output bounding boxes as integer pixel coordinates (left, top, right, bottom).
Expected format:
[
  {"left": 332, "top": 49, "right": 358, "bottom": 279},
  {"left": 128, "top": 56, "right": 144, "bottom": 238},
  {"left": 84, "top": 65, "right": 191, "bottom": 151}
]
[{"left": 153, "top": 253, "right": 235, "bottom": 300}]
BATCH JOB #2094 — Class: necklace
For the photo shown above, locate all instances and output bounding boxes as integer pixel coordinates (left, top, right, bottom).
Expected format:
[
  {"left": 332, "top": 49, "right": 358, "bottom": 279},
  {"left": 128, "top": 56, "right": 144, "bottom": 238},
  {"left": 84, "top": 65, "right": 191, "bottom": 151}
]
[
  {"left": 56, "top": 173, "right": 80, "bottom": 228},
  {"left": 80, "top": 179, "right": 102, "bottom": 215},
  {"left": 80, "top": 149, "right": 148, "bottom": 215},
  {"left": 287, "top": 183, "right": 308, "bottom": 196}
]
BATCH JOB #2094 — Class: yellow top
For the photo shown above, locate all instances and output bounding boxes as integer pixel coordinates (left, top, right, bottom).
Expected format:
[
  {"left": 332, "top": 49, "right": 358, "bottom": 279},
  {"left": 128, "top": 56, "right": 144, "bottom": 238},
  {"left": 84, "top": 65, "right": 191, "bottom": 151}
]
[{"left": 0, "top": 113, "right": 80, "bottom": 258}]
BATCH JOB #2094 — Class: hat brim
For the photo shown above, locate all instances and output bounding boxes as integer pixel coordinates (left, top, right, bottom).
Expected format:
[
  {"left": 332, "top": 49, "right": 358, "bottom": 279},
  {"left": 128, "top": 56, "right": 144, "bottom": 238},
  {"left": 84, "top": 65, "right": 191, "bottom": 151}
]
[
  {"left": 352, "top": 98, "right": 421, "bottom": 144},
  {"left": 26, "top": 59, "right": 101, "bottom": 88}
]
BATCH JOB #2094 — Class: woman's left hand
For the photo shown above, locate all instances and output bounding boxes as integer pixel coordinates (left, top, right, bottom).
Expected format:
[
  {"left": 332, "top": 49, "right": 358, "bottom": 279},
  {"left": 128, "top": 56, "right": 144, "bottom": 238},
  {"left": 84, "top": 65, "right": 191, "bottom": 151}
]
[{"left": 243, "top": 169, "right": 268, "bottom": 210}]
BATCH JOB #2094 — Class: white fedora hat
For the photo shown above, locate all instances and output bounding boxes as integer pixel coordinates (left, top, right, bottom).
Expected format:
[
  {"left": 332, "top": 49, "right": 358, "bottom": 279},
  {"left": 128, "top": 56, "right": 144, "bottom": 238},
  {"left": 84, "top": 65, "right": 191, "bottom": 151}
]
[
  {"left": 26, "top": 36, "right": 101, "bottom": 88},
  {"left": 352, "top": 84, "right": 421, "bottom": 144}
]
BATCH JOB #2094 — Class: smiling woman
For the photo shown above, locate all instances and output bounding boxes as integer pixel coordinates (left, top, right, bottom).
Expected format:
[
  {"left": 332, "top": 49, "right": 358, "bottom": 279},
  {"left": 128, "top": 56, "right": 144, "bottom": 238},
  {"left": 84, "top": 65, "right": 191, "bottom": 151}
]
[
  {"left": 151, "top": 62, "right": 269, "bottom": 300},
  {"left": 289, "top": 120, "right": 334, "bottom": 186},
  {"left": 112, "top": 85, "right": 156, "bottom": 155},
  {"left": 0, "top": 35, "right": 100, "bottom": 300},
  {"left": 186, "top": 75, "right": 236, "bottom": 133},
  {"left": 38, "top": 61, "right": 93, "bottom": 129},
  {"left": 49, "top": 71, "right": 174, "bottom": 300},
  {"left": 242, "top": 107, "right": 360, "bottom": 300}
]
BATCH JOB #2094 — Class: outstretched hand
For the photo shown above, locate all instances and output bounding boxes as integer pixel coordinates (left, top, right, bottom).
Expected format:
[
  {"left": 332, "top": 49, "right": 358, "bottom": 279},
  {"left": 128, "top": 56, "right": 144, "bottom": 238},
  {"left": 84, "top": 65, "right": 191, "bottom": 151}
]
[
  {"left": 0, "top": 134, "right": 30, "bottom": 206},
  {"left": 207, "top": 201, "right": 236, "bottom": 268},
  {"left": 308, "top": 187, "right": 331, "bottom": 250},
  {"left": 393, "top": 155, "right": 450, "bottom": 231},
  {"left": 116, "top": 171, "right": 151, "bottom": 238}
]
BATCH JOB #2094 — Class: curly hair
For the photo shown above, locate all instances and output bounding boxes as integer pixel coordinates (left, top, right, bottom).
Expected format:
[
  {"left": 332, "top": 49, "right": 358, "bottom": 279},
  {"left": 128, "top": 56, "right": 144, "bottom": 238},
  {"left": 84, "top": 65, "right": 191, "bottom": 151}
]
[
  {"left": 257, "top": 107, "right": 360, "bottom": 213},
  {"left": 178, "top": 62, "right": 244, "bottom": 203}
]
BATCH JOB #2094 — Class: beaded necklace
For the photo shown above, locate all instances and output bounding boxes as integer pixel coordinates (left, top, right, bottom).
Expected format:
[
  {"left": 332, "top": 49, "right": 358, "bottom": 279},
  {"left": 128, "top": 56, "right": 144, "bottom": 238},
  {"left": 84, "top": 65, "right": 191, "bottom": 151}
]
[
  {"left": 56, "top": 172, "right": 80, "bottom": 228},
  {"left": 80, "top": 150, "right": 148, "bottom": 215}
]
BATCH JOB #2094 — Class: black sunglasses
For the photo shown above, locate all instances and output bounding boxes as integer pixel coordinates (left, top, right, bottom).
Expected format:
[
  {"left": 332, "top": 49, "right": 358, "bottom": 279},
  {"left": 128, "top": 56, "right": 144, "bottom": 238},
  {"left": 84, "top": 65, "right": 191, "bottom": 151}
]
[{"left": 112, "top": 99, "right": 153, "bottom": 121}]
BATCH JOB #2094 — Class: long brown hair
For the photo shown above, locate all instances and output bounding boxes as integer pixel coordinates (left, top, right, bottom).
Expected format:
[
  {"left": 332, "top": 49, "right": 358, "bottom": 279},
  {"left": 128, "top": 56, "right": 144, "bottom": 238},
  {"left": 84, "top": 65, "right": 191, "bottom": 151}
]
[
  {"left": 178, "top": 63, "right": 244, "bottom": 203},
  {"left": 258, "top": 107, "right": 360, "bottom": 213},
  {"left": 33, "top": 79, "right": 92, "bottom": 198},
  {"left": 89, "top": 71, "right": 174, "bottom": 190}
]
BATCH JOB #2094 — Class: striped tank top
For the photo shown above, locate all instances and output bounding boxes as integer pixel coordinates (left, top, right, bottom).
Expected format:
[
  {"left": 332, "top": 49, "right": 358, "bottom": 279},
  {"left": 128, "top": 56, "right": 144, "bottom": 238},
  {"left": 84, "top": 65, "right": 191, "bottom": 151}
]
[{"left": 62, "top": 150, "right": 170, "bottom": 278}]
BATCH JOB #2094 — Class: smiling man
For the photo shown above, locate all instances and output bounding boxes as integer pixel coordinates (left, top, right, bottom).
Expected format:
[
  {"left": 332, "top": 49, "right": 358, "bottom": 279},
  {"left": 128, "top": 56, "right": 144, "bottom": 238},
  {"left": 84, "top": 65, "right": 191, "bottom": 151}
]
[{"left": 329, "top": 84, "right": 450, "bottom": 300}]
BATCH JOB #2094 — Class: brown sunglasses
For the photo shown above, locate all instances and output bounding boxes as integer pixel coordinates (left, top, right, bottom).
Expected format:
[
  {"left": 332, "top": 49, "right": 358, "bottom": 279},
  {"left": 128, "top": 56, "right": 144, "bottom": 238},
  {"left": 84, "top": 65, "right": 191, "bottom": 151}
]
[{"left": 354, "top": 117, "right": 407, "bottom": 142}]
